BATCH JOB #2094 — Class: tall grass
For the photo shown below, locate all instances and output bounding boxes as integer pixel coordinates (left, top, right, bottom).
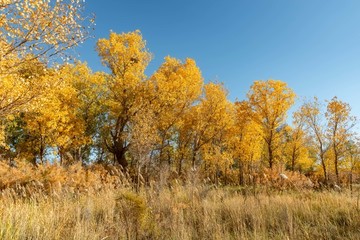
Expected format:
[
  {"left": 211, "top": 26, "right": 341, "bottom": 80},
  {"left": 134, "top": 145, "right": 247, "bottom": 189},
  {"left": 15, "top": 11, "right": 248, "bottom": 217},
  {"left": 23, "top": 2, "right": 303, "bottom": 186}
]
[{"left": 0, "top": 184, "right": 359, "bottom": 239}]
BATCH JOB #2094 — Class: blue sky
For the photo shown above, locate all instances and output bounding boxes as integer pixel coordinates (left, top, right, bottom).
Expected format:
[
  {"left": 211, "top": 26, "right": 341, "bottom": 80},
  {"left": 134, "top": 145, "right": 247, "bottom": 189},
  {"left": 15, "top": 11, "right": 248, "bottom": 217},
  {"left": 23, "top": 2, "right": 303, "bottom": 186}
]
[{"left": 76, "top": 0, "right": 360, "bottom": 120}]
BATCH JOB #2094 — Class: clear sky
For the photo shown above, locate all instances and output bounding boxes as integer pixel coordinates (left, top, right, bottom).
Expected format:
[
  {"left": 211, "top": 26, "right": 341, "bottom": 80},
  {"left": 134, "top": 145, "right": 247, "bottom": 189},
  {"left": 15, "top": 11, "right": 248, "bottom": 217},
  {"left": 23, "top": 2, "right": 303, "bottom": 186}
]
[{"left": 76, "top": 0, "right": 360, "bottom": 120}]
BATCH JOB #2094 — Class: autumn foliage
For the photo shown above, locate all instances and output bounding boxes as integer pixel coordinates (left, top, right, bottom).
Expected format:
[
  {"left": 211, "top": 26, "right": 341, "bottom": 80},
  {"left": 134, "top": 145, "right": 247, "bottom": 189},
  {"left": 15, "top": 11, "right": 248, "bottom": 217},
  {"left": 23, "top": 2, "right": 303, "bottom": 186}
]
[{"left": 0, "top": 1, "right": 359, "bottom": 192}]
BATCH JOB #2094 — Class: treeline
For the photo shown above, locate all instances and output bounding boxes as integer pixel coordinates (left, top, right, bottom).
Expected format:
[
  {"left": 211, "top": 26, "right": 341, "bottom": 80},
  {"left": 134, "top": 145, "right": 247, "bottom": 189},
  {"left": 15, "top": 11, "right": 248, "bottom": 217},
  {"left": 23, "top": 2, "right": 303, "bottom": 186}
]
[{"left": 0, "top": 1, "right": 359, "bottom": 186}]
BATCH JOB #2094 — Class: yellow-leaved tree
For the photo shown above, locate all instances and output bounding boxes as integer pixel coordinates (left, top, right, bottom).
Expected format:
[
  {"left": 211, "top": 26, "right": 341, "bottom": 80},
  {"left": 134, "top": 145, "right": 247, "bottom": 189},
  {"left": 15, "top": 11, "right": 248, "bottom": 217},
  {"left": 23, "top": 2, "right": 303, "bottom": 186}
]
[
  {"left": 185, "top": 83, "right": 235, "bottom": 181},
  {"left": 344, "top": 139, "right": 360, "bottom": 188},
  {"left": 96, "top": 31, "right": 151, "bottom": 169},
  {"left": 0, "top": 0, "right": 92, "bottom": 72},
  {"left": 0, "top": 0, "right": 92, "bottom": 148},
  {"left": 247, "top": 80, "right": 295, "bottom": 168},
  {"left": 325, "top": 96, "right": 356, "bottom": 183},
  {"left": 282, "top": 125, "right": 313, "bottom": 173},
  {"left": 54, "top": 63, "right": 105, "bottom": 164},
  {"left": 233, "top": 100, "right": 263, "bottom": 185},
  {"left": 149, "top": 56, "right": 203, "bottom": 167},
  {"left": 19, "top": 63, "right": 100, "bottom": 165},
  {"left": 0, "top": 56, "right": 47, "bottom": 148},
  {"left": 299, "top": 98, "right": 330, "bottom": 182}
]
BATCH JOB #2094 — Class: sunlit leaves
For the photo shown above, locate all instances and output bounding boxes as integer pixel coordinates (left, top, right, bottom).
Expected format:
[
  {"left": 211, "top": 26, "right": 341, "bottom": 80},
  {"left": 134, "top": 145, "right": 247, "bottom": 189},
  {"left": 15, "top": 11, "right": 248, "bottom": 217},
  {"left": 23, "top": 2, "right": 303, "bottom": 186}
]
[
  {"left": 0, "top": 0, "right": 92, "bottom": 149},
  {"left": 149, "top": 56, "right": 203, "bottom": 165},
  {"left": 96, "top": 31, "right": 151, "bottom": 168},
  {"left": 248, "top": 80, "right": 296, "bottom": 168},
  {"left": 233, "top": 101, "right": 262, "bottom": 164},
  {"left": 326, "top": 97, "right": 357, "bottom": 181},
  {"left": 0, "top": 0, "right": 92, "bottom": 71},
  {"left": 97, "top": 30, "right": 151, "bottom": 77},
  {"left": 298, "top": 98, "right": 330, "bottom": 181},
  {"left": 189, "top": 83, "right": 235, "bottom": 175},
  {"left": 0, "top": 23, "right": 358, "bottom": 186},
  {"left": 297, "top": 97, "right": 357, "bottom": 182}
]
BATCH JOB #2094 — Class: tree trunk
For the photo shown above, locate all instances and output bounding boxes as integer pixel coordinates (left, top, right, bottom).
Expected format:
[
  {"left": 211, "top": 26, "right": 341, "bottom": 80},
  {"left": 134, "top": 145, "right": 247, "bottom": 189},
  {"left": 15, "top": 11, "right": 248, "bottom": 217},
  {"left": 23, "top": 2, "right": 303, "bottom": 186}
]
[
  {"left": 177, "top": 156, "right": 183, "bottom": 175},
  {"left": 191, "top": 151, "right": 196, "bottom": 169},
  {"left": 267, "top": 130, "right": 274, "bottom": 169},
  {"left": 114, "top": 148, "right": 128, "bottom": 169},
  {"left": 38, "top": 136, "right": 44, "bottom": 165},
  {"left": 268, "top": 144, "right": 273, "bottom": 169},
  {"left": 291, "top": 146, "right": 296, "bottom": 171},
  {"left": 333, "top": 144, "right": 339, "bottom": 183},
  {"left": 320, "top": 152, "right": 327, "bottom": 184},
  {"left": 109, "top": 137, "right": 128, "bottom": 169},
  {"left": 239, "top": 160, "right": 244, "bottom": 186}
]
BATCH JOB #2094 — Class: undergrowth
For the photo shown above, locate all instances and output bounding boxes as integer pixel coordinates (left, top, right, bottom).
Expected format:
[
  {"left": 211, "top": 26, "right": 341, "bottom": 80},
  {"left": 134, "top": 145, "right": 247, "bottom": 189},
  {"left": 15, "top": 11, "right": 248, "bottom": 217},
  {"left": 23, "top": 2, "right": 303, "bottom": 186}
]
[{"left": 0, "top": 162, "right": 359, "bottom": 239}]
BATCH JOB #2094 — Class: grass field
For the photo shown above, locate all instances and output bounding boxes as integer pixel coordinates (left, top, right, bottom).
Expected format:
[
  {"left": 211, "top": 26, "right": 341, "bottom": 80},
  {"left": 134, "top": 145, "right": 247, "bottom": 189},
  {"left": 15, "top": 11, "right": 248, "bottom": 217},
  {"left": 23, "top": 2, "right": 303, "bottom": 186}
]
[{"left": 0, "top": 184, "right": 359, "bottom": 240}]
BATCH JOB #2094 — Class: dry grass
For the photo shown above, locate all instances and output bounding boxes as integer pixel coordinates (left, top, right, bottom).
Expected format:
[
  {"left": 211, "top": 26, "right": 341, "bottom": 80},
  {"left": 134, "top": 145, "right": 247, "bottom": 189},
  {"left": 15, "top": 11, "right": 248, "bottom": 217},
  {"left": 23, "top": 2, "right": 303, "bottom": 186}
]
[
  {"left": 0, "top": 162, "right": 359, "bottom": 239},
  {"left": 0, "top": 183, "right": 359, "bottom": 240}
]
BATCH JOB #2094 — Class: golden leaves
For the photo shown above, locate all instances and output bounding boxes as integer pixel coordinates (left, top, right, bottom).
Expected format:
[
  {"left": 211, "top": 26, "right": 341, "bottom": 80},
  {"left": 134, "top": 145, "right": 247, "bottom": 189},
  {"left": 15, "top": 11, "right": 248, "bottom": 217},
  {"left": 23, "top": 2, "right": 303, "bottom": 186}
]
[
  {"left": 189, "top": 83, "right": 235, "bottom": 171},
  {"left": 0, "top": 0, "right": 93, "bottom": 71},
  {"left": 248, "top": 80, "right": 295, "bottom": 129},
  {"left": 97, "top": 31, "right": 151, "bottom": 77},
  {"left": 247, "top": 80, "right": 296, "bottom": 167},
  {"left": 233, "top": 101, "right": 263, "bottom": 164},
  {"left": 17, "top": 62, "right": 102, "bottom": 163},
  {"left": 150, "top": 56, "right": 203, "bottom": 130},
  {"left": 0, "top": 26, "right": 357, "bottom": 182}
]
